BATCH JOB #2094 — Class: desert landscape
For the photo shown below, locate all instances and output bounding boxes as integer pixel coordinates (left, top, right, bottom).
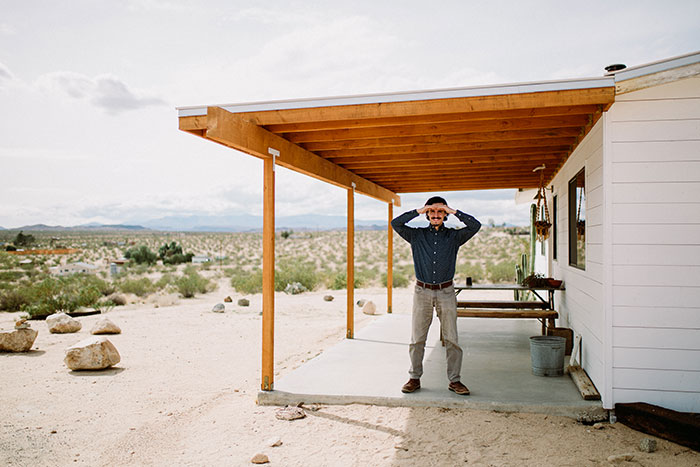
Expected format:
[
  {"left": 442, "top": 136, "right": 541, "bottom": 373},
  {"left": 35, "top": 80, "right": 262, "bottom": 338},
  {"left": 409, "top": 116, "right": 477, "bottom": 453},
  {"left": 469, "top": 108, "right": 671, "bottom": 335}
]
[{"left": 1, "top": 229, "right": 699, "bottom": 466}]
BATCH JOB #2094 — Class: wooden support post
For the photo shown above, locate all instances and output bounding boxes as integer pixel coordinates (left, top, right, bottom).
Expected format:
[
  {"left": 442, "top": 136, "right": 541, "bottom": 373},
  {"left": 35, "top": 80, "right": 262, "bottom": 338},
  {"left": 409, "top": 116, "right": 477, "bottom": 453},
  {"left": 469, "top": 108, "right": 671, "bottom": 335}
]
[
  {"left": 387, "top": 202, "right": 393, "bottom": 314},
  {"left": 347, "top": 186, "right": 355, "bottom": 339},
  {"left": 261, "top": 156, "right": 275, "bottom": 391}
]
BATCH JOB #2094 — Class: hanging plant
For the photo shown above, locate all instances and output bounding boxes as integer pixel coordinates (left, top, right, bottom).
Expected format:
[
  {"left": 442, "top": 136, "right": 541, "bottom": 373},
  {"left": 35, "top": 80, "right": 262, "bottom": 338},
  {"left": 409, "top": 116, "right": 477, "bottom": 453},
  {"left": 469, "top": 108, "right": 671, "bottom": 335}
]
[{"left": 533, "top": 165, "right": 551, "bottom": 242}]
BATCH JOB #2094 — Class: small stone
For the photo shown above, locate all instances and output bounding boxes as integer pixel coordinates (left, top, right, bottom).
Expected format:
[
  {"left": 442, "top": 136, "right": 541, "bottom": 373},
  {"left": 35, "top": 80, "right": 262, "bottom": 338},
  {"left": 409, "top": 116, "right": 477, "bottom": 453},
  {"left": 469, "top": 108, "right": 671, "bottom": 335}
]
[
  {"left": 251, "top": 453, "right": 269, "bottom": 464},
  {"left": 47, "top": 313, "right": 82, "bottom": 334},
  {"left": 64, "top": 336, "right": 120, "bottom": 370},
  {"left": 323, "top": 295, "right": 334, "bottom": 302},
  {"left": 90, "top": 317, "right": 121, "bottom": 335},
  {"left": 362, "top": 300, "right": 377, "bottom": 315},
  {"left": 238, "top": 298, "right": 250, "bottom": 307},
  {"left": 275, "top": 405, "right": 306, "bottom": 421},
  {"left": 356, "top": 299, "right": 366, "bottom": 307},
  {"left": 593, "top": 422, "right": 605, "bottom": 429},
  {"left": 639, "top": 438, "right": 657, "bottom": 453},
  {"left": 267, "top": 437, "right": 282, "bottom": 447},
  {"left": 14, "top": 318, "right": 30, "bottom": 329},
  {"left": 212, "top": 303, "right": 225, "bottom": 313},
  {"left": 0, "top": 328, "right": 38, "bottom": 352},
  {"left": 607, "top": 453, "right": 634, "bottom": 463},
  {"left": 223, "top": 296, "right": 232, "bottom": 303}
]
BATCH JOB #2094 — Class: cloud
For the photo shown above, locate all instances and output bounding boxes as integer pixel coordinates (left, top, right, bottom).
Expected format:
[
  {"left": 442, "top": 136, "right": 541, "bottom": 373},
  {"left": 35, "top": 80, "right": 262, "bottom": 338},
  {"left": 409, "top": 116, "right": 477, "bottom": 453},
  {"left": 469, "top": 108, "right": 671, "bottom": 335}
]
[
  {"left": 0, "top": 61, "right": 15, "bottom": 86},
  {"left": 37, "top": 71, "right": 166, "bottom": 114}
]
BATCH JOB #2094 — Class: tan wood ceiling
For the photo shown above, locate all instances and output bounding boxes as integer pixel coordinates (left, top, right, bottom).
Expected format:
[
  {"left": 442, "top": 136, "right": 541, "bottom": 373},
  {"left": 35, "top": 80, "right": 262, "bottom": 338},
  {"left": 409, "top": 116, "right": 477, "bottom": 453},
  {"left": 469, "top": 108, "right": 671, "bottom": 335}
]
[{"left": 179, "top": 84, "right": 615, "bottom": 202}]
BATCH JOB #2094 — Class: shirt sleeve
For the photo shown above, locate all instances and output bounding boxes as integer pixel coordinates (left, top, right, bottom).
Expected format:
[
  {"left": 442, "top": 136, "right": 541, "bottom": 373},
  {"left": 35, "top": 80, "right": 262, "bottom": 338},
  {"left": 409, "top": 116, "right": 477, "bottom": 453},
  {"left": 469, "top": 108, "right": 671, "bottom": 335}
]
[
  {"left": 454, "top": 210, "right": 481, "bottom": 245},
  {"left": 391, "top": 209, "right": 419, "bottom": 243}
]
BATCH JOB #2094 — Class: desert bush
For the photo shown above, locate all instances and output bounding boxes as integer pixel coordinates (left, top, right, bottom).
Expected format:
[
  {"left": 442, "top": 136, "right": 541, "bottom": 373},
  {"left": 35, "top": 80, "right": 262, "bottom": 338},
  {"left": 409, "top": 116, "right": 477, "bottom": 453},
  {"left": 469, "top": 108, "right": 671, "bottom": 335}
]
[
  {"left": 275, "top": 260, "right": 319, "bottom": 292},
  {"left": 381, "top": 271, "right": 410, "bottom": 288},
  {"left": 155, "top": 273, "right": 176, "bottom": 290},
  {"left": 329, "top": 271, "right": 363, "bottom": 290},
  {"left": 124, "top": 245, "right": 158, "bottom": 265},
  {"left": 8, "top": 275, "right": 103, "bottom": 317},
  {"left": 485, "top": 260, "right": 515, "bottom": 283},
  {"left": 0, "top": 270, "right": 23, "bottom": 282},
  {"left": 118, "top": 277, "right": 155, "bottom": 297},
  {"left": 230, "top": 268, "right": 263, "bottom": 294},
  {"left": 175, "top": 270, "right": 214, "bottom": 298},
  {"left": 158, "top": 241, "right": 194, "bottom": 265}
]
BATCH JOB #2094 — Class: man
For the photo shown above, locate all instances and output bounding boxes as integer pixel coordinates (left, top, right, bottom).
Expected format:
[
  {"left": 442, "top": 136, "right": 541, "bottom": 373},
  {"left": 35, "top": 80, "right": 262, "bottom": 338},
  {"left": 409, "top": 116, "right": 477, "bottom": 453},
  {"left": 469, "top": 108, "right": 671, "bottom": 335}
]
[{"left": 391, "top": 196, "right": 481, "bottom": 395}]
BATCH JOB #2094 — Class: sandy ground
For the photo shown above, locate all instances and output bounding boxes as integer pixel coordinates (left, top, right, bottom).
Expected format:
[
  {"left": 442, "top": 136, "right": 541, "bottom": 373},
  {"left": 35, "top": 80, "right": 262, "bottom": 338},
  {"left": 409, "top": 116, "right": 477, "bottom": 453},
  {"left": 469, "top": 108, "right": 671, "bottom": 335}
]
[{"left": 1, "top": 285, "right": 699, "bottom": 467}]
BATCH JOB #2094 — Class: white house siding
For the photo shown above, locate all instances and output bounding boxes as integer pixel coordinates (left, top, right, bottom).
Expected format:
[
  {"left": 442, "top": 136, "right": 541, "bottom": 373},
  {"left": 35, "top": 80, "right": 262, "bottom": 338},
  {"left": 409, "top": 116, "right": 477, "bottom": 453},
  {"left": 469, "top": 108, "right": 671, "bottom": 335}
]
[
  {"left": 550, "top": 118, "right": 608, "bottom": 404},
  {"left": 607, "top": 76, "right": 700, "bottom": 413}
]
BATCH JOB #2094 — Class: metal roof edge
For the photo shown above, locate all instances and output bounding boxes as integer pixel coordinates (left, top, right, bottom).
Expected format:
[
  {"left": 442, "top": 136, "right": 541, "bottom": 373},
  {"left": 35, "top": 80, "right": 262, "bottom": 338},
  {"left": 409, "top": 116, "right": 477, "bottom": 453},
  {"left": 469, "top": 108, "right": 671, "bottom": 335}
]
[
  {"left": 611, "top": 51, "right": 700, "bottom": 82},
  {"left": 176, "top": 76, "right": 614, "bottom": 118}
]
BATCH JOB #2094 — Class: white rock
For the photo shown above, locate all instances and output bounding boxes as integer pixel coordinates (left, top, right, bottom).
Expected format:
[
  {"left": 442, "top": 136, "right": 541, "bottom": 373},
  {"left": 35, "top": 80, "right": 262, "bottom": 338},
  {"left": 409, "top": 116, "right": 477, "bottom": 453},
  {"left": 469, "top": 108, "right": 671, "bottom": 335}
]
[
  {"left": 0, "top": 328, "right": 38, "bottom": 352},
  {"left": 212, "top": 303, "right": 225, "bottom": 313},
  {"left": 90, "top": 317, "right": 121, "bottom": 335},
  {"left": 47, "top": 313, "right": 82, "bottom": 334},
  {"left": 64, "top": 336, "right": 121, "bottom": 370},
  {"left": 362, "top": 301, "right": 378, "bottom": 315}
]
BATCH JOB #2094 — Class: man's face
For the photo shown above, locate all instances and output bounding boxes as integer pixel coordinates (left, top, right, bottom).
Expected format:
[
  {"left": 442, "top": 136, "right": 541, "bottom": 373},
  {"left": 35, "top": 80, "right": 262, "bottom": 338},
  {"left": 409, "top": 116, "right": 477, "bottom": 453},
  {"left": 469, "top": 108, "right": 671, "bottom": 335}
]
[{"left": 428, "top": 207, "right": 446, "bottom": 227}]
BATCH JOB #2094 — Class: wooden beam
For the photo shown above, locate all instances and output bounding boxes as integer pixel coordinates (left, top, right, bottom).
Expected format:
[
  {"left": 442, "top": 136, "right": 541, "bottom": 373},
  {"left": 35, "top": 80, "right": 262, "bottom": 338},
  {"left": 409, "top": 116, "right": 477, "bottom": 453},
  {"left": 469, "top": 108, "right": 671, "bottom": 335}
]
[
  {"left": 204, "top": 106, "right": 400, "bottom": 206},
  {"left": 301, "top": 127, "right": 582, "bottom": 152},
  {"left": 317, "top": 137, "right": 578, "bottom": 158},
  {"left": 339, "top": 155, "right": 566, "bottom": 172},
  {"left": 285, "top": 115, "right": 590, "bottom": 144},
  {"left": 387, "top": 202, "right": 393, "bottom": 314},
  {"left": 333, "top": 148, "right": 568, "bottom": 167},
  {"left": 242, "top": 87, "right": 616, "bottom": 125},
  {"left": 263, "top": 105, "right": 602, "bottom": 133},
  {"left": 347, "top": 187, "right": 354, "bottom": 339},
  {"left": 261, "top": 157, "right": 275, "bottom": 391}
]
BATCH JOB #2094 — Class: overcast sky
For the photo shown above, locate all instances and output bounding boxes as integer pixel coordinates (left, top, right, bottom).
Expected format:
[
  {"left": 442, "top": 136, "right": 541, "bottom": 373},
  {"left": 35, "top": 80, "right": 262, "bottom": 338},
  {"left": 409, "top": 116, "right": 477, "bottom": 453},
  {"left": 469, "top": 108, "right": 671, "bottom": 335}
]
[{"left": 1, "top": 0, "right": 698, "bottom": 229}]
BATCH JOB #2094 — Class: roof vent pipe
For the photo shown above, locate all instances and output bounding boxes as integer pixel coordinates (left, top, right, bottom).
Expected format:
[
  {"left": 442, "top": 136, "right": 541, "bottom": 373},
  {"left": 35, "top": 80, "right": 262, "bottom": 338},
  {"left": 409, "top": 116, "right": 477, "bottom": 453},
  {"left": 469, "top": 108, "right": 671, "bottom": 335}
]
[{"left": 604, "top": 64, "right": 627, "bottom": 74}]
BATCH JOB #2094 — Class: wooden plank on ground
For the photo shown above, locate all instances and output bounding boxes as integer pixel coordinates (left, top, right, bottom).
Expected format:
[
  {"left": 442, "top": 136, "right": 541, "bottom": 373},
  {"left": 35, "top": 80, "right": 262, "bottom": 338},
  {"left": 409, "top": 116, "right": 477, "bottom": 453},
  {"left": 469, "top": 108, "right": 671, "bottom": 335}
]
[
  {"left": 568, "top": 364, "right": 601, "bottom": 400},
  {"left": 615, "top": 402, "right": 700, "bottom": 451}
]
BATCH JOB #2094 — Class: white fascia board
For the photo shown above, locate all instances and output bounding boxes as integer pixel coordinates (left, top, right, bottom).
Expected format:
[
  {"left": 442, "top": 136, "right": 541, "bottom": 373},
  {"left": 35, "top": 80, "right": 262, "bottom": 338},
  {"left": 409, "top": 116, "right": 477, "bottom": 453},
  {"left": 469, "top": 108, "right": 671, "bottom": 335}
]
[
  {"left": 611, "top": 51, "right": 700, "bottom": 82},
  {"left": 176, "top": 76, "right": 614, "bottom": 118}
]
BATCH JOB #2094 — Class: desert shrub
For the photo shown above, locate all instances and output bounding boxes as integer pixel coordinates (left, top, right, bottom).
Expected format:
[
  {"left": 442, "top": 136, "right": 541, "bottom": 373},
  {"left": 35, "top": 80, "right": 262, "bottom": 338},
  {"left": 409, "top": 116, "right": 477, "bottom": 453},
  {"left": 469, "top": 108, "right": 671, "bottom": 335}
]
[
  {"left": 329, "top": 271, "right": 363, "bottom": 290},
  {"left": 0, "top": 271, "right": 23, "bottom": 282},
  {"left": 230, "top": 269, "right": 263, "bottom": 294},
  {"left": 381, "top": 271, "right": 410, "bottom": 288},
  {"left": 485, "top": 260, "right": 514, "bottom": 283},
  {"left": 158, "top": 241, "right": 194, "bottom": 265},
  {"left": 275, "top": 260, "right": 318, "bottom": 292},
  {"left": 155, "top": 273, "right": 176, "bottom": 290},
  {"left": 13, "top": 231, "right": 35, "bottom": 247},
  {"left": 124, "top": 245, "right": 157, "bottom": 265},
  {"left": 0, "top": 287, "right": 30, "bottom": 312},
  {"left": 175, "top": 270, "right": 214, "bottom": 298},
  {"left": 118, "top": 277, "right": 155, "bottom": 297},
  {"left": 9, "top": 275, "right": 103, "bottom": 317}
]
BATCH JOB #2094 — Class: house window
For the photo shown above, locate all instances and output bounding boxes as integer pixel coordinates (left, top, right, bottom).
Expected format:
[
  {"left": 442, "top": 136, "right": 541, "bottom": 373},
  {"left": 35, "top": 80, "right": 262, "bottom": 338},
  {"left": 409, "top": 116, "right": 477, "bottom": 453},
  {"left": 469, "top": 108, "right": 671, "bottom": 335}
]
[
  {"left": 552, "top": 195, "right": 558, "bottom": 260},
  {"left": 568, "top": 169, "right": 585, "bottom": 269}
]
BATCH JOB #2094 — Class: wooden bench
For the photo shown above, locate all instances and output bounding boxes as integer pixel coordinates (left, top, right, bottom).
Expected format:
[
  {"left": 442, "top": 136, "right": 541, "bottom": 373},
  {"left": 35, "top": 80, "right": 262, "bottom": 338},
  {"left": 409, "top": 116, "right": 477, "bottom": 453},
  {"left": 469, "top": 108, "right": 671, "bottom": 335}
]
[
  {"left": 456, "top": 308, "right": 558, "bottom": 334},
  {"left": 457, "top": 300, "right": 548, "bottom": 310}
]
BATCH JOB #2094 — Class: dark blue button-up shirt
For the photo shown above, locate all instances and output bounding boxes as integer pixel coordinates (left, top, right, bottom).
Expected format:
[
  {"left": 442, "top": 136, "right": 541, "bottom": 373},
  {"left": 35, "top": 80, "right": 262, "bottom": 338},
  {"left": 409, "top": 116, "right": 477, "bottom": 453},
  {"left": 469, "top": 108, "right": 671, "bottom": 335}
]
[{"left": 391, "top": 209, "right": 481, "bottom": 284}]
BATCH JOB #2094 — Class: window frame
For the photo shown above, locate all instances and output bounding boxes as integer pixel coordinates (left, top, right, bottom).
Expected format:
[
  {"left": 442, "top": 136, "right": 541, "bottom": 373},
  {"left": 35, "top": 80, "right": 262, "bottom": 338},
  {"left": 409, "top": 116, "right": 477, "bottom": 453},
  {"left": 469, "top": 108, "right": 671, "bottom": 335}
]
[{"left": 568, "top": 168, "right": 586, "bottom": 270}]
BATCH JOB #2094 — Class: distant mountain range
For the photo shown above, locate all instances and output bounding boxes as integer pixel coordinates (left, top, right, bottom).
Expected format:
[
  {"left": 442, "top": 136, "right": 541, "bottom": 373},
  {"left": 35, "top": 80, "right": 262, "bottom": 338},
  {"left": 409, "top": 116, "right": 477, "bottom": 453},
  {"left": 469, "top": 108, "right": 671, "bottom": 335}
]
[{"left": 2, "top": 214, "right": 390, "bottom": 233}]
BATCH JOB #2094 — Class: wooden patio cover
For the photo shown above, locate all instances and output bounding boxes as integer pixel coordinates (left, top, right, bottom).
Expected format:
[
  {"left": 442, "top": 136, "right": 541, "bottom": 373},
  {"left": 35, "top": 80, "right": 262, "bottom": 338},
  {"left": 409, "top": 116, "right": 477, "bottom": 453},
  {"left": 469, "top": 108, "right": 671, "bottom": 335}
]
[{"left": 177, "top": 77, "right": 615, "bottom": 390}]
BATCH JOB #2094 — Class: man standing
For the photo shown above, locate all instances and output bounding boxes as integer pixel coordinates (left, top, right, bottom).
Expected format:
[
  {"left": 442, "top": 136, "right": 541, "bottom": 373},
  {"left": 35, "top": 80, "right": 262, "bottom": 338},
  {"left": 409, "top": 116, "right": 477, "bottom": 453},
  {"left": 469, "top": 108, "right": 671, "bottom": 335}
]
[{"left": 391, "top": 196, "right": 481, "bottom": 395}]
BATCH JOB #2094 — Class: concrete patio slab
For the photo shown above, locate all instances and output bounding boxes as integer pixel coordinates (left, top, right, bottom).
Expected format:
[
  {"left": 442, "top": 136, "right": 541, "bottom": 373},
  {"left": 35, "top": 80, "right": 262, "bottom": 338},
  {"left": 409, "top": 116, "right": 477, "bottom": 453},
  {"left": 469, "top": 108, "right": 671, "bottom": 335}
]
[{"left": 258, "top": 313, "right": 605, "bottom": 419}]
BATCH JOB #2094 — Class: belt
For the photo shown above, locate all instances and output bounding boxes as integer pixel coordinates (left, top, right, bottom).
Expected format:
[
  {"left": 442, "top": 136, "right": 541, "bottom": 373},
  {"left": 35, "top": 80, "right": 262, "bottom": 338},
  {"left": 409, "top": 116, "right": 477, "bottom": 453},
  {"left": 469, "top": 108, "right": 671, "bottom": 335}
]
[{"left": 416, "top": 280, "right": 453, "bottom": 290}]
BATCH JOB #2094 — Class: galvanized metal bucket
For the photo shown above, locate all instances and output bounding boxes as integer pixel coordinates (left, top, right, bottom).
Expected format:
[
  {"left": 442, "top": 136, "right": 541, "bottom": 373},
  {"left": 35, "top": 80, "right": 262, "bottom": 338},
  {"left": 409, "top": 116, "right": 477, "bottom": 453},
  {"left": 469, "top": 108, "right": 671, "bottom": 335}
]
[{"left": 529, "top": 336, "right": 566, "bottom": 376}]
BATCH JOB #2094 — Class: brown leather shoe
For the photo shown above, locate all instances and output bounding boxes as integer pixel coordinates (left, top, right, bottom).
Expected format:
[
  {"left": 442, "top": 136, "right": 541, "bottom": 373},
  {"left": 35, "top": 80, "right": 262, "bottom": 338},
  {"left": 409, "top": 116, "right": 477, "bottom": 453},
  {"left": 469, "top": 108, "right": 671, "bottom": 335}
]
[
  {"left": 448, "top": 381, "right": 470, "bottom": 395},
  {"left": 401, "top": 378, "right": 421, "bottom": 393}
]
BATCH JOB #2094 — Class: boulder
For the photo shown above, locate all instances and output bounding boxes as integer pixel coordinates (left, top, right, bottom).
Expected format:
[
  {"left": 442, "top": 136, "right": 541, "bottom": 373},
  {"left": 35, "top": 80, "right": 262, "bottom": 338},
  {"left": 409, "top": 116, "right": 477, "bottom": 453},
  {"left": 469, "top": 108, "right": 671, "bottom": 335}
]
[
  {"left": 0, "top": 328, "right": 38, "bottom": 352},
  {"left": 90, "top": 317, "right": 121, "bottom": 335},
  {"left": 223, "top": 296, "right": 233, "bottom": 303},
  {"left": 362, "top": 301, "right": 378, "bottom": 315},
  {"left": 47, "top": 313, "right": 82, "bottom": 334},
  {"left": 323, "top": 295, "right": 334, "bottom": 302},
  {"left": 238, "top": 298, "right": 250, "bottom": 307},
  {"left": 64, "top": 336, "right": 120, "bottom": 370},
  {"left": 212, "top": 303, "right": 225, "bottom": 313},
  {"left": 284, "top": 282, "right": 307, "bottom": 295},
  {"left": 251, "top": 453, "right": 269, "bottom": 464}
]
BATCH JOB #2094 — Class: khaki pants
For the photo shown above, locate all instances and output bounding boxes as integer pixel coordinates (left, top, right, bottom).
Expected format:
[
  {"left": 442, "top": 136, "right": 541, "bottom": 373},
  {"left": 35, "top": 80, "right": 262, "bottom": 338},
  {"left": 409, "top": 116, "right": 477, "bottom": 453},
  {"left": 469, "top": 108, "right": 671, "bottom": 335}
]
[{"left": 409, "top": 284, "right": 463, "bottom": 383}]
